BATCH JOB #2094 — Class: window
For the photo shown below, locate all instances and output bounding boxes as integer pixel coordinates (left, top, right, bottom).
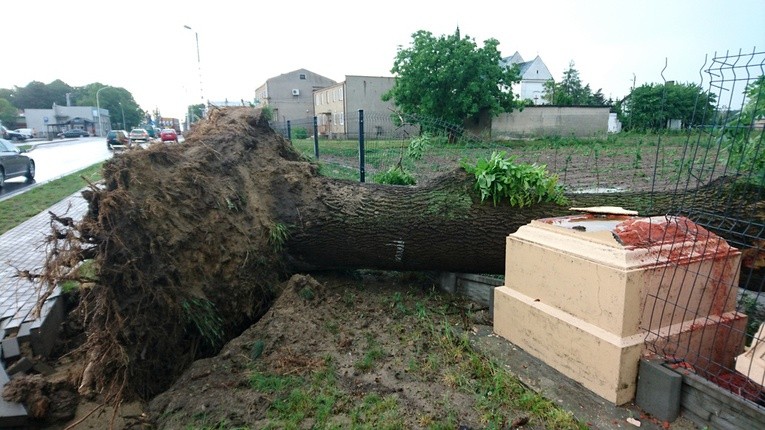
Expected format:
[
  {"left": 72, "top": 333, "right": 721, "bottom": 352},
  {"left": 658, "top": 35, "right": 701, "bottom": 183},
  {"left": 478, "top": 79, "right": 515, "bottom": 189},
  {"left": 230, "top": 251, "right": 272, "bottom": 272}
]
[
  {"left": 299, "top": 73, "right": 306, "bottom": 80},
  {"left": 339, "top": 87, "right": 343, "bottom": 101},
  {"left": 339, "top": 112, "right": 344, "bottom": 125}
]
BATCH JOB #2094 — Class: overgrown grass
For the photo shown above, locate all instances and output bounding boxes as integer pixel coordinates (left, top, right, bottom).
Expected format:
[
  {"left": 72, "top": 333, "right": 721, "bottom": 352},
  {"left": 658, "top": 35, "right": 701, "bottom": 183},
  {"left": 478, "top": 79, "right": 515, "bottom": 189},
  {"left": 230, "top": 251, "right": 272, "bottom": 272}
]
[{"left": 0, "top": 162, "right": 103, "bottom": 235}]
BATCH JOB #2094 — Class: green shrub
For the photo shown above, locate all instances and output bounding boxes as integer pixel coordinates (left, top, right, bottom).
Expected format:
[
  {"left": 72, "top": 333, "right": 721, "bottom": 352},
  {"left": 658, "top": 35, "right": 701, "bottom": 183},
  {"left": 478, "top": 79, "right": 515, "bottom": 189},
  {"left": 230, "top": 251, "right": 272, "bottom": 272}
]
[
  {"left": 406, "top": 133, "right": 431, "bottom": 160},
  {"left": 293, "top": 127, "right": 308, "bottom": 139},
  {"left": 462, "top": 151, "right": 568, "bottom": 207},
  {"left": 373, "top": 167, "right": 416, "bottom": 185}
]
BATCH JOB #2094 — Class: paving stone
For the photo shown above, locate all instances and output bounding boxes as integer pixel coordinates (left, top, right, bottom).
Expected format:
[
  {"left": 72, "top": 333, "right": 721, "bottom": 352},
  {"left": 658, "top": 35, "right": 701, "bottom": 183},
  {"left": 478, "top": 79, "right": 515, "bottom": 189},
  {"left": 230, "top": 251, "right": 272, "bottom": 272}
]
[
  {"left": 5, "top": 357, "right": 33, "bottom": 376},
  {"left": 0, "top": 190, "right": 87, "bottom": 424},
  {"left": 1, "top": 337, "right": 20, "bottom": 359},
  {"left": 0, "top": 363, "right": 27, "bottom": 426}
]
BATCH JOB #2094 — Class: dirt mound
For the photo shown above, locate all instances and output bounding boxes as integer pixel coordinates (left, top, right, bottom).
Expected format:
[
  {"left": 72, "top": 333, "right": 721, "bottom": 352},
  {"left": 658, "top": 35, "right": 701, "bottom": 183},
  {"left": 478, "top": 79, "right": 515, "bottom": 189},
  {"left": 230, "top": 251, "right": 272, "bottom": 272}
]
[{"left": 147, "top": 271, "right": 491, "bottom": 429}]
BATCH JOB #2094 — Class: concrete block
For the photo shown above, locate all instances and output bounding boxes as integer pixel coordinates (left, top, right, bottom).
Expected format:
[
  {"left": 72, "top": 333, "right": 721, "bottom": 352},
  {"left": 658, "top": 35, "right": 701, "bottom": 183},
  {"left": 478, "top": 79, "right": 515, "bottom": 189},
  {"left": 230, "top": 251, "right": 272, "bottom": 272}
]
[
  {"left": 736, "top": 322, "right": 765, "bottom": 386},
  {"left": 0, "top": 363, "right": 27, "bottom": 427},
  {"left": 5, "top": 357, "right": 33, "bottom": 376},
  {"left": 439, "top": 272, "right": 457, "bottom": 294},
  {"left": 1, "top": 337, "right": 20, "bottom": 359},
  {"left": 495, "top": 215, "right": 745, "bottom": 405},
  {"left": 30, "top": 297, "right": 64, "bottom": 357},
  {"left": 635, "top": 358, "right": 681, "bottom": 422},
  {"left": 493, "top": 286, "right": 644, "bottom": 404}
]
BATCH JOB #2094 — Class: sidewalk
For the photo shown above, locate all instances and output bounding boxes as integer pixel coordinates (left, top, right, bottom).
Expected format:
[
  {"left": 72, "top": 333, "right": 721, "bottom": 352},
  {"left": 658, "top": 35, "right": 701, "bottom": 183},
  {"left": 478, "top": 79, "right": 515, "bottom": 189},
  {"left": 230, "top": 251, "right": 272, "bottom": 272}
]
[{"left": 0, "top": 190, "right": 89, "bottom": 425}]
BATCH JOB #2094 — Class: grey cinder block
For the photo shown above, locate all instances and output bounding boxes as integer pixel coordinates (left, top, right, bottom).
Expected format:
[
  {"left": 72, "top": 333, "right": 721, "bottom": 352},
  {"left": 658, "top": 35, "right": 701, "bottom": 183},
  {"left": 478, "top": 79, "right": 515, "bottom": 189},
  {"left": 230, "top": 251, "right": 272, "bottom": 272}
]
[{"left": 636, "top": 358, "right": 682, "bottom": 422}]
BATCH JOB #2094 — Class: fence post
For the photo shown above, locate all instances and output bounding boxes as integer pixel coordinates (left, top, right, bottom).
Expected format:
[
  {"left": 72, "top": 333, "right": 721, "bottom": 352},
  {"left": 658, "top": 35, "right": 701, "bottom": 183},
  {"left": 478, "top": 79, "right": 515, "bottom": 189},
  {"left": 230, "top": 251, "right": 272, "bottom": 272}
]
[
  {"left": 313, "top": 116, "right": 319, "bottom": 159},
  {"left": 286, "top": 120, "right": 292, "bottom": 140},
  {"left": 358, "top": 109, "right": 365, "bottom": 183}
]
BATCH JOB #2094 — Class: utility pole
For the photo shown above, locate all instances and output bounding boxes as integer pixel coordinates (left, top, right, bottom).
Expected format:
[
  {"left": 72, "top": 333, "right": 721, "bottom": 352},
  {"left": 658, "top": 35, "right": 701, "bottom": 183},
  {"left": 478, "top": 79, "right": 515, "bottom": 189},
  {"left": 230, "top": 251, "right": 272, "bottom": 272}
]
[{"left": 184, "top": 25, "right": 204, "bottom": 128}]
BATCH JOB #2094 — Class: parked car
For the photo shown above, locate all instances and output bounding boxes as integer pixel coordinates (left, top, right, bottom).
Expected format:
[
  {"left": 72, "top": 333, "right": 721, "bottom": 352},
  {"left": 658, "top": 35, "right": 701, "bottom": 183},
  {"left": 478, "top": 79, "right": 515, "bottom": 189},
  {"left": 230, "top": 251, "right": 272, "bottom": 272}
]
[
  {"left": 129, "top": 128, "right": 150, "bottom": 143},
  {"left": 160, "top": 128, "right": 178, "bottom": 143},
  {"left": 1, "top": 126, "right": 27, "bottom": 142},
  {"left": 14, "top": 128, "right": 35, "bottom": 139},
  {"left": 58, "top": 129, "right": 90, "bottom": 138},
  {"left": 107, "top": 130, "right": 130, "bottom": 150},
  {"left": 0, "top": 138, "right": 35, "bottom": 187}
]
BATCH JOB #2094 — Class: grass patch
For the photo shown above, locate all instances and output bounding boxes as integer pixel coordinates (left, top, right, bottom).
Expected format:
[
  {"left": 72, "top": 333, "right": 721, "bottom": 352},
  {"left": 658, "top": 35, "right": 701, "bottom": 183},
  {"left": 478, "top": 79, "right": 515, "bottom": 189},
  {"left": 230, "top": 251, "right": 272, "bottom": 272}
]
[
  {"left": 0, "top": 162, "right": 103, "bottom": 235},
  {"left": 355, "top": 334, "right": 385, "bottom": 371}
]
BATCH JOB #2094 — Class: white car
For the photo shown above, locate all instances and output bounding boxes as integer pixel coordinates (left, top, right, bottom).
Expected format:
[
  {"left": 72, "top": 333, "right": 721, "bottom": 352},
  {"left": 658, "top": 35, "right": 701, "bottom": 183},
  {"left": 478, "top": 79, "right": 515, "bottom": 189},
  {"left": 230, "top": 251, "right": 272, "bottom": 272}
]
[{"left": 14, "top": 128, "right": 35, "bottom": 139}]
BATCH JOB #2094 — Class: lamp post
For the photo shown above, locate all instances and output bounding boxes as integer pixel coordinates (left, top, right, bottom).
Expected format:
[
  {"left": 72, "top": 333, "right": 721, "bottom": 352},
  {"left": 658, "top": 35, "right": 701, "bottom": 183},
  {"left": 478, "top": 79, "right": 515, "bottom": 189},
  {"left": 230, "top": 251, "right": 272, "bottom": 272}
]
[
  {"left": 184, "top": 24, "right": 204, "bottom": 128},
  {"left": 118, "top": 102, "right": 126, "bottom": 130},
  {"left": 96, "top": 86, "right": 108, "bottom": 137}
]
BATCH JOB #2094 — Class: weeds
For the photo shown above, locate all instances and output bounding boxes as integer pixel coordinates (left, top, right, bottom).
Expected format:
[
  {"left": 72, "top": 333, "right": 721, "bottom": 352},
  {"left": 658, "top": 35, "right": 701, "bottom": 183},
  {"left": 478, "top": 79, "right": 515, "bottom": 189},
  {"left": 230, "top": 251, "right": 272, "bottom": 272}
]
[
  {"left": 355, "top": 334, "right": 385, "bottom": 371},
  {"left": 739, "top": 292, "right": 765, "bottom": 347},
  {"left": 181, "top": 297, "right": 224, "bottom": 348},
  {"left": 241, "top": 279, "right": 584, "bottom": 429},
  {"left": 267, "top": 223, "right": 290, "bottom": 252}
]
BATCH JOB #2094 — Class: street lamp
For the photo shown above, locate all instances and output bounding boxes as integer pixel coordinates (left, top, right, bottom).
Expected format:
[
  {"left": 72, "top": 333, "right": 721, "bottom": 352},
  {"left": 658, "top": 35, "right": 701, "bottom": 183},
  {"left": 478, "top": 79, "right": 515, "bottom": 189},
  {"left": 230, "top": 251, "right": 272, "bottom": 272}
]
[
  {"left": 184, "top": 24, "right": 204, "bottom": 128},
  {"left": 118, "top": 102, "right": 126, "bottom": 130},
  {"left": 96, "top": 86, "right": 109, "bottom": 137}
]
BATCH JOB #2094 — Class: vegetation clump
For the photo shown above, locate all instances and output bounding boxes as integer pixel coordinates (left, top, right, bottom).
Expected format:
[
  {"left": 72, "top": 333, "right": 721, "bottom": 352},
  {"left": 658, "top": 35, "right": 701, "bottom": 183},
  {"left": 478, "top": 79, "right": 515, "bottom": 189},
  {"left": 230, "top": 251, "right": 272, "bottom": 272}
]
[{"left": 462, "top": 151, "right": 568, "bottom": 207}]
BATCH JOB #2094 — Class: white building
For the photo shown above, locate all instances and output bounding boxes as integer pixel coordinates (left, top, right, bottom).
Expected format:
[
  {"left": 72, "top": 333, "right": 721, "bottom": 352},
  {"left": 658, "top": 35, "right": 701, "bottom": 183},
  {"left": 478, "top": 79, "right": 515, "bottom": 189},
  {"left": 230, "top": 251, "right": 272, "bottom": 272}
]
[
  {"left": 500, "top": 52, "right": 554, "bottom": 105},
  {"left": 24, "top": 104, "right": 110, "bottom": 139}
]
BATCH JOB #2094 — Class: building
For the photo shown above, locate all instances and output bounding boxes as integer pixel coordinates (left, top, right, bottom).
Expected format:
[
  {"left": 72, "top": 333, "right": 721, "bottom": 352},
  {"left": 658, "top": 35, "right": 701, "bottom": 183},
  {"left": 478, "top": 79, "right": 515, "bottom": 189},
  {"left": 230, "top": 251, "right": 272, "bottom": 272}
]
[
  {"left": 313, "top": 75, "right": 401, "bottom": 138},
  {"left": 24, "top": 104, "right": 110, "bottom": 139},
  {"left": 500, "top": 52, "right": 554, "bottom": 105},
  {"left": 159, "top": 117, "right": 181, "bottom": 133},
  {"left": 254, "top": 68, "right": 336, "bottom": 123}
]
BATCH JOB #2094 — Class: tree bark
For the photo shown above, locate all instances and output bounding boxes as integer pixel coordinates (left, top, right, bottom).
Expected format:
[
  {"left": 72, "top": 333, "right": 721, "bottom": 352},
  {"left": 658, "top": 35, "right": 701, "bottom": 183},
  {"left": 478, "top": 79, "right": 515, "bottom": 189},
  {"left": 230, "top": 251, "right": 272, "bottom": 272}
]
[{"left": 282, "top": 169, "right": 761, "bottom": 275}]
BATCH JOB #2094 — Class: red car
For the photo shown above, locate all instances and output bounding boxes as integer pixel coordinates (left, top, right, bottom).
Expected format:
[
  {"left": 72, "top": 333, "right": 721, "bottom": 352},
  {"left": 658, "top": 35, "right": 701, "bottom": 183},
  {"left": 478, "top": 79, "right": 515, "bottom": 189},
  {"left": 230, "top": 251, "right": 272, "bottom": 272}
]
[{"left": 160, "top": 128, "right": 178, "bottom": 143}]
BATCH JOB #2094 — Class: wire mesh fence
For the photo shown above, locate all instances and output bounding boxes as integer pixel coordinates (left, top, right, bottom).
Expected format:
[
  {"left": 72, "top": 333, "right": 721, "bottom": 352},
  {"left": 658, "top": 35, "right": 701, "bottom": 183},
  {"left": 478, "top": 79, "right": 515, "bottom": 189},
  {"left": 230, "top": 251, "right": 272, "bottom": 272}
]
[
  {"left": 273, "top": 112, "right": 712, "bottom": 198},
  {"left": 641, "top": 48, "right": 765, "bottom": 407}
]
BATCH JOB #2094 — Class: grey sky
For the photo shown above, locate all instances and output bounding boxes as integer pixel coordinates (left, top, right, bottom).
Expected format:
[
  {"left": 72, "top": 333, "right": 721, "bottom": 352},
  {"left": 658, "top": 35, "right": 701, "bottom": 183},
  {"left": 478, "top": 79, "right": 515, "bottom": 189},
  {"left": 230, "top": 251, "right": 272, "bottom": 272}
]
[{"left": 4, "top": 0, "right": 763, "bottom": 119}]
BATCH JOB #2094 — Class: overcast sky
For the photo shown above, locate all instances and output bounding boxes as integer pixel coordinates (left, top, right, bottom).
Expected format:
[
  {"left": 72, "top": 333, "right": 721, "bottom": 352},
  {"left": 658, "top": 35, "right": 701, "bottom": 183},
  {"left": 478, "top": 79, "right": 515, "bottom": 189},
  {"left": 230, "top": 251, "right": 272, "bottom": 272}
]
[{"left": 4, "top": 0, "right": 763, "bottom": 120}]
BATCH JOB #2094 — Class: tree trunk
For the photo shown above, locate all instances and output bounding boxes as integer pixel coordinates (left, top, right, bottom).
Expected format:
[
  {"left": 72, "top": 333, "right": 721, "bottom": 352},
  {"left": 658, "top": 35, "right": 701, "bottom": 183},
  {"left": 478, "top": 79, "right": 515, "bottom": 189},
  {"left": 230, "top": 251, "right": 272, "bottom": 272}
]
[{"left": 282, "top": 169, "right": 760, "bottom": 275}]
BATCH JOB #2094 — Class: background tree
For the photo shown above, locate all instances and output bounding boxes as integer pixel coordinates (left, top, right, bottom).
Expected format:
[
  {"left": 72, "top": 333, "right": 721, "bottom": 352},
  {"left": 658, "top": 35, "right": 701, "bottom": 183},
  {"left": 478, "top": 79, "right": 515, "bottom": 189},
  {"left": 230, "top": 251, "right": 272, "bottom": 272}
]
[
  {"left": 12, "top": 80, "right": 74, "bottom": 109},
  {"left": 619, "top": 82, "right": 716, "bottom": 131},
  {"left": 188, "top": 103, "right": 206, "bottom": 124},
  {"left": 0, "top": 89, "right": 14, "bottom": 106},
  {"left": 382, "top": 28, "right": 521, "bottom": 129},
  {"left": 0, "top": 98, "right": 17, "bottom": 126},
  {"left": 77, "top": 83, "right": 144, "bottom": 130},
  {"left": 542, "top": 61, "right": 607, "bottom": 106},
  {"left": 0, "top": 80, "right": 146, "bottom": 130},
  {"left": 723, "top": 75, "right": 765, "bottom": 181}
]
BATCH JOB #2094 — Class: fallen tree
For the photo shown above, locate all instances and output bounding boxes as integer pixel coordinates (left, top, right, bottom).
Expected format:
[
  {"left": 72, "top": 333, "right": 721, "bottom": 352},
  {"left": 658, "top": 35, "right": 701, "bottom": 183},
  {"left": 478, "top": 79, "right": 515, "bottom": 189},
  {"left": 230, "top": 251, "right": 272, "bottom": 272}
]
[{"left": 35, "top": 107, "right": 762, "bottom": 404}]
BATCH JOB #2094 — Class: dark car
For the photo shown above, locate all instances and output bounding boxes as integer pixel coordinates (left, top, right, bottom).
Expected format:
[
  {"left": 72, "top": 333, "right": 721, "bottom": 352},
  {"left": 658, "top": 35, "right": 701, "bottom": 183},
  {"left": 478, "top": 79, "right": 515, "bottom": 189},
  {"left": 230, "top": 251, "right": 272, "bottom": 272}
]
[
  {"left": 107, "top": 130, "right": 130, "bottom": 150},
  {"left": 1, "top": 126, "right": 26, "bottom": 142},
  {"left": 58, "top": 129, "right": 90, "bottom": 138},
  {"left": 0, "top": 138, "right": 35, "bottom": 187},
  {"left": 160, "top": 128, "right": 178, "bottom": 143}
]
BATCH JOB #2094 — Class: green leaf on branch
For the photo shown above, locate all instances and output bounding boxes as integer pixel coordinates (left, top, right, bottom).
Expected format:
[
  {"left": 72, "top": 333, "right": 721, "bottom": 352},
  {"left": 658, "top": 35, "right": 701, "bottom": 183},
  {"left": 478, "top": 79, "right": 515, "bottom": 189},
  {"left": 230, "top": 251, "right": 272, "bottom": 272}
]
[{"left": 462, "top": 151, "right": 568, "bottom": 207}]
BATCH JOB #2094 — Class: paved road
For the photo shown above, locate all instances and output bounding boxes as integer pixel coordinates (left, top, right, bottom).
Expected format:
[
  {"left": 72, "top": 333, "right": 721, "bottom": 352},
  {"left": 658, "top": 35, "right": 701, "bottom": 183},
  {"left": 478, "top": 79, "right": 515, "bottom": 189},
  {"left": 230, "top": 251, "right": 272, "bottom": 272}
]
[{"left": 1, "top": 137, "right": 112, "bottom": 200}]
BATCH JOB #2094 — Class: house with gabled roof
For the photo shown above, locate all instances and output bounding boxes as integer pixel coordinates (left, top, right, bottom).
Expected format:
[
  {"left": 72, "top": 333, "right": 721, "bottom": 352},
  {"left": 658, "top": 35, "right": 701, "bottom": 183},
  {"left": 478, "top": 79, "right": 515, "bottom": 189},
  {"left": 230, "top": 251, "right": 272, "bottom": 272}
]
[
  {"left": 254, "top": 68, "right": 337, "bottom": 123},
  {"left": 500, "top": 52, "right": 553, "bottom": 105}
]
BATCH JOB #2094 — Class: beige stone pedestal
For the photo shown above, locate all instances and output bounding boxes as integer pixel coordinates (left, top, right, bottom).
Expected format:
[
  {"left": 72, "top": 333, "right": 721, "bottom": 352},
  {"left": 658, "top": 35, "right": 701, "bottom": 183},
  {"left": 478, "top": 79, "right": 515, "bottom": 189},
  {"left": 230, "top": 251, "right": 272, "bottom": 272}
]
[{"left": 493, "top": 214, "right": 746, "bottom": 405}]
